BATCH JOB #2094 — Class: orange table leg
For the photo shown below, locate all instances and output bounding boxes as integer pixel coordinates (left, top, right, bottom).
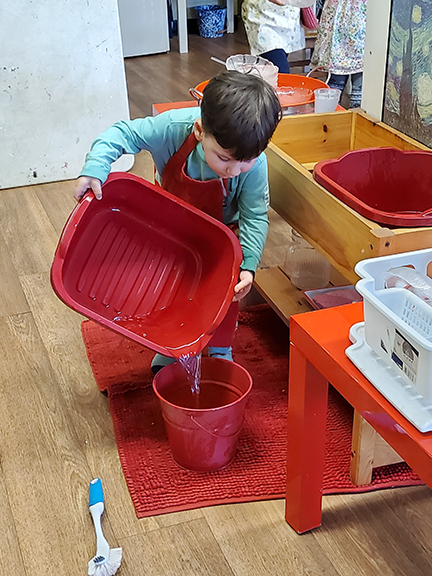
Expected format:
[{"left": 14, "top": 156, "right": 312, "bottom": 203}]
[{"left": 285, "top": 341, "right": 329, "bottom": 533}]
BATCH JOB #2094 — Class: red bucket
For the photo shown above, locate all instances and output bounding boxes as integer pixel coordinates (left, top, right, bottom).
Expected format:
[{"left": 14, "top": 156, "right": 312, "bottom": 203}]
[{"left": 153, "top": 357, "right": 253, "bottom": 471}]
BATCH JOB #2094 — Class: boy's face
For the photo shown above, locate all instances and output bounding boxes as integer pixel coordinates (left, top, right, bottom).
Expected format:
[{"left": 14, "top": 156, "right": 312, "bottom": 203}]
[{"left": 193, "top": 119, "right": 257, "bottom": 179}]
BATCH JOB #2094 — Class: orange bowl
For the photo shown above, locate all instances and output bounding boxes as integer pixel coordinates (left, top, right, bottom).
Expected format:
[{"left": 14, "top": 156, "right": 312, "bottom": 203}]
[
  {"left": 193, "top": 74, "right": 329, "bottom": 108},
  {"left": 276, "top": 73, "right": 328, "bottom": 107}
]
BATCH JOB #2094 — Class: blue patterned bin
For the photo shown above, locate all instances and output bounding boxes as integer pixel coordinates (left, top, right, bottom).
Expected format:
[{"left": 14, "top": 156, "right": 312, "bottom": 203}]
[{"left": 196, "top": 5, "right": 227, "bottom": 38}]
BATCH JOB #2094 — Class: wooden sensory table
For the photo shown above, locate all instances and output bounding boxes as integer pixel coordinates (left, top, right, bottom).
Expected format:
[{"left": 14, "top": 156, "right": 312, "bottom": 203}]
[{"left": 264, "top": 109, "right": 432, "bottom": 285}]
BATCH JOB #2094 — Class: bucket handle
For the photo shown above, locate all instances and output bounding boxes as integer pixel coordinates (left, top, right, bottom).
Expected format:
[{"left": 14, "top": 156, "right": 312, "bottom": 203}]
[
  {"left": 307, "top": 66, "right": 331, "bottom": 85},
  {"left": 190, "top": 415, "right": 242, "bottom": 439},
  {"left": 189, "top": 87, "right": 203, "bottom": 102}
]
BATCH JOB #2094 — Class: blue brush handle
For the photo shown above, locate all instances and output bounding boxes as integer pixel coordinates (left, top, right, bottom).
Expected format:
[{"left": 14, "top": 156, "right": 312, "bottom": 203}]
[{"left": 89, "top": 478, "right": 104, "bottom": 507}]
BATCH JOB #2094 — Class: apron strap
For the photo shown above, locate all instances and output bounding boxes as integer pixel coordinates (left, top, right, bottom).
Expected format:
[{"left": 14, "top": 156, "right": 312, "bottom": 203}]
[{"left": 176, "top": 132, "right": 199, "bottom": 162}]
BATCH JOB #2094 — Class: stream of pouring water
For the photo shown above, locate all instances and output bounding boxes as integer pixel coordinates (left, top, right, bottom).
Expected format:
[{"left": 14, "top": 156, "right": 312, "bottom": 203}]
[
  {"left": 112, "top": 315, "right": 204, "bottom": 395},
  {"left": 177, "top": 352, "right": 202, "bottom": 395}
]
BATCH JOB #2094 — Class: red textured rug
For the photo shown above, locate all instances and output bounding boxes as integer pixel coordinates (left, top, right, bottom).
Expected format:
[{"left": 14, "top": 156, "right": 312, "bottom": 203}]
[{"left": 81, "top": 304, "right": 424, "bottom": 518}]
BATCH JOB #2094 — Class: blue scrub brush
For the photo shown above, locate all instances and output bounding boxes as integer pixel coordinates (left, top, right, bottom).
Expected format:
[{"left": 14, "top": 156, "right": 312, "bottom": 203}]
[{"left": 88, "top": 478, "right": 123, "bottom": 576}]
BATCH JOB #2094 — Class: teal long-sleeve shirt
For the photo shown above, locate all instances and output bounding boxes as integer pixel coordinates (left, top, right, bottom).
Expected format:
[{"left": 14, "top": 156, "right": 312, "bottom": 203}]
[{"left": 80, "top": 107, "right": 269, "bottom": 273}]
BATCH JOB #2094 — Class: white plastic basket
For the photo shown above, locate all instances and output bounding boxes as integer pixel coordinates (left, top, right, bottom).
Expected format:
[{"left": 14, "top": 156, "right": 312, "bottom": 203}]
[{"left": 355, "top": 248, "right": 432, "bottom": 403}]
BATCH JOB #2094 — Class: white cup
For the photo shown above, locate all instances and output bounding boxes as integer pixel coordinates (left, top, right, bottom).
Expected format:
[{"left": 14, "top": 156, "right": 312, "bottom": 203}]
[{"left": 314, "top": 88, "right": 341, "bottom": 113}]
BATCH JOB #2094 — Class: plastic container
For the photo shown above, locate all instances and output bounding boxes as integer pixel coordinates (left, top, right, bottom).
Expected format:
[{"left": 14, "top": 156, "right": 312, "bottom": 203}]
[
  {"left": 283, "top": 229, "right": 331, "bottom": 290},
  {"left": 354, "top": 248, "right": 432, "bottom": 402},
  {"left": 303, "top": 285, "right": 362, "bottom": 309},
  {"left": 225, "top": 54, "right": 278, "bottom": 88},
  {"left": 51, "top": 172, "right": 242, "bottom": 358},
  {"left": 153, "top": 357, "right": 253, "bottom": 471},
  {"left": 384, "top": 266, "right": 432, "bottom": 306},
  {"left": 314, "top": 88, "right": 341, "bottom": 113},
  {"left": 314, "top": 147, "right": 432, "bottom": 227},
  {"left": 195, "top": 5, "right": 226, "bottom": 38}
]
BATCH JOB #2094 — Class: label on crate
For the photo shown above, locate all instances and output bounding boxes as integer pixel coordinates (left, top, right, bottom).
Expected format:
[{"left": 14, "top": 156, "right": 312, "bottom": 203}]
[{"left": 391, "top": 329, "right": 419, "bottom": 383}]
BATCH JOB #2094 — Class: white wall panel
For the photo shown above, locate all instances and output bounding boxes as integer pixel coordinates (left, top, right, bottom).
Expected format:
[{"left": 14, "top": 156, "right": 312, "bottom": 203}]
[
  {"left": 362, "top": 0, "right": 392, "bottom": 120},
  {"left": 0, "top": 0, "right": 133, "bottom": 190}
]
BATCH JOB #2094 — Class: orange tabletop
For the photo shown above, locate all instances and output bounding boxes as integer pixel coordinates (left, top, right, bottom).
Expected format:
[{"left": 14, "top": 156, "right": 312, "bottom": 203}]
[
  {"left": 286, "top": 302, "right": 432, "bottom": 533},
  {"left": 152, "top": 101, "right": 344, "bottom": 116},
  {"left": 152, "top": 100, "right": 198, "bottom": 116}
]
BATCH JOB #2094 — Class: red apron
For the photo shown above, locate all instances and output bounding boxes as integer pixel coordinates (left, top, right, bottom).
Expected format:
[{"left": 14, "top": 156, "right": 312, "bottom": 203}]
[{"left": 161, "top": 132, "right": 239, "bottom": 348}]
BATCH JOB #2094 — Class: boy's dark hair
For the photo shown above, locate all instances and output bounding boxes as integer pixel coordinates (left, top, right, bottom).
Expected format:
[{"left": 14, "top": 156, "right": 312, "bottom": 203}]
[{"left": 200, "top": 71, "right": 282, "bottom": 161}]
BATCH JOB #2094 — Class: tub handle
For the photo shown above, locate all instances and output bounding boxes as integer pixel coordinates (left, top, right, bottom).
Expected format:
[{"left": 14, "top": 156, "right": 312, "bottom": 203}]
[
  {"left": 307, "top": 66, "right": 331, "bottom": 85},
  {"left": 190, "top": 415, "right": 241, "bottom": 438},
  {"left": 189, "top": 87, "right": 203, "bottom": 102}
]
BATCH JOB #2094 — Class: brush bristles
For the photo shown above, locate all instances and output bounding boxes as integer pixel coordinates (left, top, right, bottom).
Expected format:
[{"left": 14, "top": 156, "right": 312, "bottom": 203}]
[{"left": 88, "top": 547, "right": 123, "bottom": 576}]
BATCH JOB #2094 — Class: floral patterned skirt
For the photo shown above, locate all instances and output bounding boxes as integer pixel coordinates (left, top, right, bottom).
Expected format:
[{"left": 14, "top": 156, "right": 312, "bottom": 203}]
[{"left": 311, "top": 0, "right": 367, "bottom": 75}]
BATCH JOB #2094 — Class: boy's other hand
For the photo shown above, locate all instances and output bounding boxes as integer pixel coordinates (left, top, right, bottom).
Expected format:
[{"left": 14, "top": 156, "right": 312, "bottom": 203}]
[
  {"left": 74, "top": 176, "right": 103, "bottom": 201},
  {"left": 233, "top": 270, "right": 254, "bottom": 302}
]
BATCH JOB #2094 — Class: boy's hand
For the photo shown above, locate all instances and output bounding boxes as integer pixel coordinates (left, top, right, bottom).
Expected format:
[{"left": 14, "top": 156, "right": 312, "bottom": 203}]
[
  {"left": 268, "top": 0, "right": 291, "bottom": 5},
  {"left": 233, "top": 270, "right": 254, "bottom": 302},
  {"left": 74, "top": 176, "right": 103, "bottom": 201}
]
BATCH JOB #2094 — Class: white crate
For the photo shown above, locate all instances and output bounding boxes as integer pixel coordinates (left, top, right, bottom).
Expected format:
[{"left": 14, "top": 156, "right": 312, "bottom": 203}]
[{"left": 355, "top": 248, "right": 432, "bottom": 404}]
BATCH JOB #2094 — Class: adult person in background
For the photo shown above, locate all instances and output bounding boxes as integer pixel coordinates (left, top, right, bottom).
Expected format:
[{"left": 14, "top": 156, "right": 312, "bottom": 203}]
[
  {"left": 311, "top": 0, "right": 367, "bottom": 108},
  {"left": 242, "top": 0, "right": 308, "bottom": 73}
]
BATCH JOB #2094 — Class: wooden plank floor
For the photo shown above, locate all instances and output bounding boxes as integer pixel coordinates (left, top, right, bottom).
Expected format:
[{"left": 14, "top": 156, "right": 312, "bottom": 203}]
[{"left": 1, "top": 21, "right": 431, "bottom": 576}]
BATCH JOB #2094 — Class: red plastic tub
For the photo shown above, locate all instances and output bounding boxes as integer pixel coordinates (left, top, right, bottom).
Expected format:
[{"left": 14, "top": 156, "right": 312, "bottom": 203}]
[
  {"left": 51, "top": 172, "right": 242, "bottom": 357},
  {"left": 314, "top": 147, "right": 432, "bottom": 227}
]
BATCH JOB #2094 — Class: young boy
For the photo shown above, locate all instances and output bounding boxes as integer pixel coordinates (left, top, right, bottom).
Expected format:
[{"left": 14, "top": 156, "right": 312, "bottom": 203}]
[{"left": 75, "top": 71, "right": 282, "bottom": 373}]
